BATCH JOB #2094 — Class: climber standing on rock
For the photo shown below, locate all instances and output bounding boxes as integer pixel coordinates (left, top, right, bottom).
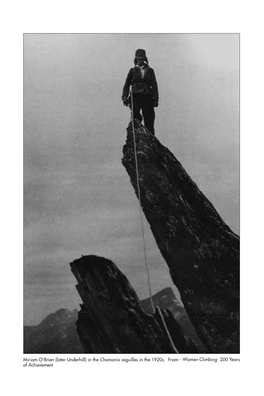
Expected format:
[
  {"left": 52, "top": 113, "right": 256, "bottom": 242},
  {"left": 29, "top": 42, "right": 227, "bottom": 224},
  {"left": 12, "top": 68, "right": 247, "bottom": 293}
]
[{"left": 122, "top": 49, "right": 159, "bottom": 135}]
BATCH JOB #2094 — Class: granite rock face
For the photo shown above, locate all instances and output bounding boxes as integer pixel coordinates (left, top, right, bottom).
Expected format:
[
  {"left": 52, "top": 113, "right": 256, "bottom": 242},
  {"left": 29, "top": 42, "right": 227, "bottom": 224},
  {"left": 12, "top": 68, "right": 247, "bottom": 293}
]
[
  {"left": 140, "top": 287, "right": 205, "bottom": 350},
  {"left": 70, "top": 255, "right": 201, "bottom": 353},
  {"left": 23, "top": 287, "right": 202, "bottom": 354},
  {"left": 122, "top": 121, "right": 239, "bottom": 353}
]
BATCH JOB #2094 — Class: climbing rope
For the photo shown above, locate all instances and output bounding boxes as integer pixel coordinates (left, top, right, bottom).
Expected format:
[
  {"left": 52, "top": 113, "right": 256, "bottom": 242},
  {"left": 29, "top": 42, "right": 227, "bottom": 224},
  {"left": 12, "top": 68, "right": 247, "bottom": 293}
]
[
  {"left": 156, "top": 306, "right": 179, "bottom": 353},
  {"left": 129, "top": 86, "right": 179, "bottom": 354},
  {"left": 130, "top": 86, "right": 155, "bottom": 314}
]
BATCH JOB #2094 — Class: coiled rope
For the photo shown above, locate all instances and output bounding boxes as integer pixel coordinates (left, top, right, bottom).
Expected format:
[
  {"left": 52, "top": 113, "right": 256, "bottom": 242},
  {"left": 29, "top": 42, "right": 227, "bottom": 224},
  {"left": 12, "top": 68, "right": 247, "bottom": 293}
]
[{"left": 129, "top": 86, "right": 179, "bottom": 354}]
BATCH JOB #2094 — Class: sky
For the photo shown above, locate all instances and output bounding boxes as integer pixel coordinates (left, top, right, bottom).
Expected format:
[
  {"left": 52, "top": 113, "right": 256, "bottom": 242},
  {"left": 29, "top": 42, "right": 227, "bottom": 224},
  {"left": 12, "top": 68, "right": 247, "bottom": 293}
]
[{"left": 24, "top": 33, "right": 239, "bottom": 325}]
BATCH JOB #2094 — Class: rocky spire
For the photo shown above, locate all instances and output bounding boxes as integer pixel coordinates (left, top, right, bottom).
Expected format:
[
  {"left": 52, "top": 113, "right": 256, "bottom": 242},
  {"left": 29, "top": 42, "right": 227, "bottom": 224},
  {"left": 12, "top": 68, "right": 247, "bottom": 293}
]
[
  {"left": 122, "top": 121, "right": 239, "bottom": 353},
  {"left": 70, "top": 255, "right": 200, "bottom": 353}
]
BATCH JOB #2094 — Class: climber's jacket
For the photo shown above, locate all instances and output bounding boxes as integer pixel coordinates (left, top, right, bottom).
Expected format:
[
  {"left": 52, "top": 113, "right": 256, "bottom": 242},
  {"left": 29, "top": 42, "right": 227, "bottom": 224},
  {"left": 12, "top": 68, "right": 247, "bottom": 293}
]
[{"left": 122, "top": 64, "right": 159, "bottom": 103}]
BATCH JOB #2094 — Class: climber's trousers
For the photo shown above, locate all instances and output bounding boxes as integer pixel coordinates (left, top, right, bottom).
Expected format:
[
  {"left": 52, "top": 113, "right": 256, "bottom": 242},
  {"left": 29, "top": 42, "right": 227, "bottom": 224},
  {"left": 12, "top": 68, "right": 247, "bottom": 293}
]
[{"left": 131, "top": 94, "right": 155, "bottom": 135}]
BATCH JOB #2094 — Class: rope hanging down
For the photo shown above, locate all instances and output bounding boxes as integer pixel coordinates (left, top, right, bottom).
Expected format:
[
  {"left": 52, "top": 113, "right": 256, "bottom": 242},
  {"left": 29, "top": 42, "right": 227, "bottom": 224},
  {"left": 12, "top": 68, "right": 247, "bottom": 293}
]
[
  {"left": 130, "top": 87, "right": 155, "bottom": 314},
  {"left": 129, "top": 87, "right": 179, "bottom": 354}
]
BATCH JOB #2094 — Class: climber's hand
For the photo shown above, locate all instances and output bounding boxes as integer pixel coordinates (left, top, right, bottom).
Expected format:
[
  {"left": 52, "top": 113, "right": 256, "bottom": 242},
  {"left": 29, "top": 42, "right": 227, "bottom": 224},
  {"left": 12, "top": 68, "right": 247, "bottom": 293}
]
[
  {"left": 123, "top": 99, "right": 130, "bottom": 107},
  {"left": 153, "top": 100, "right": 159, "bottom": 108}
]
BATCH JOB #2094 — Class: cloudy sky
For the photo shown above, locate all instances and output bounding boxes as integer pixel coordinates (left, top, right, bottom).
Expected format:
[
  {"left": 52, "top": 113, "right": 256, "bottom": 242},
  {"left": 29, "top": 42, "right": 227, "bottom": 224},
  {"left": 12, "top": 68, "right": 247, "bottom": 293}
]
[{"left": 24, "top": 33, "right": 239, "bottom": 325}]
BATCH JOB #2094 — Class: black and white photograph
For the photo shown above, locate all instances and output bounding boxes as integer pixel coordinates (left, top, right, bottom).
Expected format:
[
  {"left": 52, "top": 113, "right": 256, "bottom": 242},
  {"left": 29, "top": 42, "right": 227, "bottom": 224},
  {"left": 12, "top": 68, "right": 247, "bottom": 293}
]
[
  {"left": 24, "top": 33, "right": 239, "bottom": 355},
  {"left": 2, "top": 0, "right": 264, "bottom": 393}
]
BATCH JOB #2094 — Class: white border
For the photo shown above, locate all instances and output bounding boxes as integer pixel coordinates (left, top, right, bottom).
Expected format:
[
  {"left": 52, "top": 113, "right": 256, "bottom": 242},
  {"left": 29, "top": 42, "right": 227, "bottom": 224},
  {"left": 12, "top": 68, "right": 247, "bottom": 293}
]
[{"left": 2, "top": 1, "right": 264, "bottom": 395}]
